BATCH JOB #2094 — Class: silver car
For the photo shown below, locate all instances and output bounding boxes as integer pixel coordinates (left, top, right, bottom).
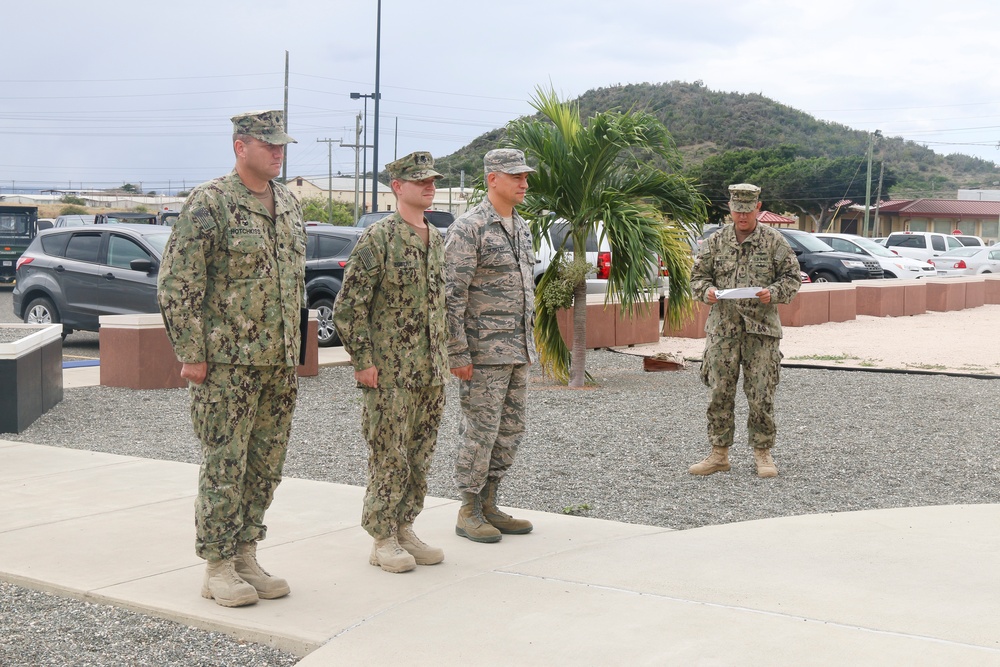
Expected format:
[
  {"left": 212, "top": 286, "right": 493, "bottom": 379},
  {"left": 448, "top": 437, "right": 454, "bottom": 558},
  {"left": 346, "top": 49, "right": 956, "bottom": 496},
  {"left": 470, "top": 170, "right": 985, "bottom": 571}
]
[{"left": 932, "top": 247, "right": 1000, "bottom": 277}]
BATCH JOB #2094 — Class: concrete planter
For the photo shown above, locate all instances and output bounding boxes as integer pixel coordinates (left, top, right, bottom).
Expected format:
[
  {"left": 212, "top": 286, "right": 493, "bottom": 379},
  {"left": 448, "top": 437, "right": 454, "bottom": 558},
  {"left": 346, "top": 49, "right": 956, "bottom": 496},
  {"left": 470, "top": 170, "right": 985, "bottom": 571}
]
[{"left": 0, "top": 324, "right": 64, "bottom": 434}]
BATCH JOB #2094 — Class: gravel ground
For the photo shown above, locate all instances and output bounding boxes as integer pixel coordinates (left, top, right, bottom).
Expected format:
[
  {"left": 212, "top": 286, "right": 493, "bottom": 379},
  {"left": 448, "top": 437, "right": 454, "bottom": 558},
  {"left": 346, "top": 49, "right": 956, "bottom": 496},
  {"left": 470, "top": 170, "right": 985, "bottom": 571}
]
[{"left": 4, "top": 349, "right": 1000, "bottom": 665}]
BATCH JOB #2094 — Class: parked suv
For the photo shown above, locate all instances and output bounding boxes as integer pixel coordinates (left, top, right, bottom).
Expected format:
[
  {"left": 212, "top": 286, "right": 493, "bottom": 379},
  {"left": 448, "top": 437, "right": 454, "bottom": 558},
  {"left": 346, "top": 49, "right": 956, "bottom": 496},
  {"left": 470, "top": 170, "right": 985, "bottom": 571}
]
[
  {"left": 95, "top": 211, "right": 158, "bottom": 225},
  {"left": 884, "top": 231, "right": 964, "bottom": 262},
  {"left": 12, "top": 224, "right": 171, "bottom": 336},
  {"left": 777, "top": 229, "right": 883, "bottom": 282},
  {"left": 305, "top": 224, "right": 365, "bottom": 346}
]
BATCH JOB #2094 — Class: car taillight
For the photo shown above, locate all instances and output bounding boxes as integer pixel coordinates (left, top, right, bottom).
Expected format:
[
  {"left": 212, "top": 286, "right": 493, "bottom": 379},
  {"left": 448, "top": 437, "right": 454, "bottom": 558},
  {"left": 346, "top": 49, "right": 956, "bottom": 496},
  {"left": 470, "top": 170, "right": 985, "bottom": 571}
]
[
  {"left": 657, "top": 255, "right": 669, "bottom": 277},
  {"left": 596, "top": 251, "right": 611, "bottom": 280},
  {"left": 15, "top": 256, "right": 33, "bottom": 271},
  {"left": 953, "top": 260, "right": 967, "bottom": 269},
  {"left": 339, "top": 261, "right": 347, "bottom": 267}
]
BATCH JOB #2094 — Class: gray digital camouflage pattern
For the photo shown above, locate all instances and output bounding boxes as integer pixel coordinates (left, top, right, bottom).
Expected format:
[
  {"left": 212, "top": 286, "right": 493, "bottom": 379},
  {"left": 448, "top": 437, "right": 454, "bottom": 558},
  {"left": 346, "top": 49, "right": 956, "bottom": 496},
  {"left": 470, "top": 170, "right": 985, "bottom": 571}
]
[
  {"left": 691, "top": 222, "right": 800, "bottom": 450},
  {"left": 333, "top": 212, "right": 449, "bottom": 539},
  {"left": 158, "top": 168, "right": 306, "bottom": 561},
  {"left": 444, "top": 198, "right": 537, "bottom": 368},
  {"left": 455, "top": 363, "right": 529, "bottom": 492},
  {"left": 445, "top": 198, "right": 536, "bottom": 494},
  {"left": 231, "top": 109, "right": 297, "bottom": 145}
]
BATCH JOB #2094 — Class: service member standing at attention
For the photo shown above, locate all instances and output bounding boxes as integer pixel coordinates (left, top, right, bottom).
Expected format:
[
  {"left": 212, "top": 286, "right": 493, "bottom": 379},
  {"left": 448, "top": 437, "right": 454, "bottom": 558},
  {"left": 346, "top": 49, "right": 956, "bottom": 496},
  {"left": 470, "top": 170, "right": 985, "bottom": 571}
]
[
  {"left": 333, "top": 151, "right": 449, "bottom": 574},
  {"left": 158, "top": 110, "right": 305, "bottom": 607},
  {"left": 689, "top": 183, "right": 801, "bottom": 478},
  {"left": 445, "top": 148, "right": 537, "bottom": 543}
]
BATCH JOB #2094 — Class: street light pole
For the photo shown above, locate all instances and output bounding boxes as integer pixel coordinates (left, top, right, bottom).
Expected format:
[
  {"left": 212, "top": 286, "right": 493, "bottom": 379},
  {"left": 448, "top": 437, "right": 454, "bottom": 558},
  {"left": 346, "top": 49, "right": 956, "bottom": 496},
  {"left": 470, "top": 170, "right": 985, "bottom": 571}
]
[{"left": 372, "top": 0, "right": 382, "bottom": 212}]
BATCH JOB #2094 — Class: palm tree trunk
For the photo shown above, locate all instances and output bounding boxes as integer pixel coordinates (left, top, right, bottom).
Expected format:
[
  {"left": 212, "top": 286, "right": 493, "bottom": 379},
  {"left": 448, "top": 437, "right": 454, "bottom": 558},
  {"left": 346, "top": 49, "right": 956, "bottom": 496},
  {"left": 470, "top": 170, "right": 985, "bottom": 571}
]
[{"left": 569, "top": 273, "right": 588, "bottom": 387}]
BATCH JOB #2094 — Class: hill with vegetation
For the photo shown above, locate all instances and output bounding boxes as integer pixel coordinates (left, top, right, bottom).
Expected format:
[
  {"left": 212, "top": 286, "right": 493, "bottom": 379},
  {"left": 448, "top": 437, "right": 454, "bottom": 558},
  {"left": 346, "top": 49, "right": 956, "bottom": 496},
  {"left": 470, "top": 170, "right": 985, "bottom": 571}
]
[{"left": 433, "top": 81, "right": 999, "bottom": 223}]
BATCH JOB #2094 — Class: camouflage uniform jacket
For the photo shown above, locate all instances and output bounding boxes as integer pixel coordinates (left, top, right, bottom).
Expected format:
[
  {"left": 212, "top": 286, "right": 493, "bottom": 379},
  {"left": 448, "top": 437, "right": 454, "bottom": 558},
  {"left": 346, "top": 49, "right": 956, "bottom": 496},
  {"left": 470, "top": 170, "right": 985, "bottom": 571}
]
[
  {"left": 157, "top": 169, "right": 306, "bottom": 367},
  {"left": 690, "top": 223, "right": 801, "bottom": 338},
  {"left": 332, "top": 213, "right": 448, "bottom": 388},
  {"left": 445, "top": 198, "right": 537, "bottom": 367}
]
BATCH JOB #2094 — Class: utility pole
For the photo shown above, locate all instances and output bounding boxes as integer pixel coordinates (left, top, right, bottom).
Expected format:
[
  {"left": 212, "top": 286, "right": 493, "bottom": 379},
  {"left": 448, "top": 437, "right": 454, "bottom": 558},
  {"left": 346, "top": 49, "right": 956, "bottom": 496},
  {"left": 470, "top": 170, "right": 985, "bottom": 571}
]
[
  {"left": 282, "top": 51, "right": 289, "bottom": 183},
  {"left": 317, "top": 138, "right": 341, "bottom": 224},
  {"left": 341, "top": 113, "right": 373, "bottom": 222},
  {"left": 873, "top": 161, "right": 885, "bottom": 237},
  {"left": 862, "top": 130, "right": 881, "bottom": 237}
]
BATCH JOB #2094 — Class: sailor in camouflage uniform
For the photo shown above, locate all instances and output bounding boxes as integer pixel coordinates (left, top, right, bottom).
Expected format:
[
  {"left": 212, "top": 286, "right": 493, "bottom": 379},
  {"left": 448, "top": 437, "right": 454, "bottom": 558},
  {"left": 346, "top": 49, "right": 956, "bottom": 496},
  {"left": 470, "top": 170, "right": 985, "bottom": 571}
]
[
  {"left": 333, "top": 151, "right": 449, "bottom": 574},
  {"left": 157, "top": 110, "right": 305, "bottom": 607},
  {"left": 445, "top": 149, "right": 537, "bottom": 543},
  {"left": 689, "top": 183, "right": 801, "bottom": 478}
]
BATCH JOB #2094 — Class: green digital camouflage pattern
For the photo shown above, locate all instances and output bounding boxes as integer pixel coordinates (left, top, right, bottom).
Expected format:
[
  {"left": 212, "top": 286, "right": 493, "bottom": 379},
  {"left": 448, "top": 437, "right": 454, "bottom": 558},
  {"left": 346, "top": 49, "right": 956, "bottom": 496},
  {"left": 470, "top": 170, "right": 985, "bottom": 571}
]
[
  {"left": 444, "top": 198, "right": 537, "bottom": 368},
  {"left": 692, "top": 221, "right": 798, "bottom": 452},
  {"left": 361, "top": 384, "right": 445, "bottom": 539},
  {"left": 454, "top": 363, "right": 528, "bottom": 494},
  {"left": 700, "top": 334, "right": 782, "bottom": 450},
  {"left": 192, "top": 364, "right": 298, "bottom": 560},
  {"left": 332, "top": 212, "right": 449, "bottom": 539},
  {"left": 690, "top": 223, "right": 801, "bottom": 338},
  {"left": 158, "top": 169, "right": 306, "bottom": 367},
  {"left": 333, "top": 212, "right": 448, "bottom": 387},
  {"left": 231, "top": 109, "right": 297, "bottom": 145}
]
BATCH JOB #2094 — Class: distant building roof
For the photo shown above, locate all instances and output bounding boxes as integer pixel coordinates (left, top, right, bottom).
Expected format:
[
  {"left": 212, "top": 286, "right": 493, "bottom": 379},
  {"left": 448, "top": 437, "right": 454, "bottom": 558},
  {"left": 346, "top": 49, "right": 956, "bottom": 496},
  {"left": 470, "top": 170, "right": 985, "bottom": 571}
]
[
  {"left": 874, "top": 199, "right": 1000, "bottom": 217},
  {"left": 757, "top": 210, "right": 796, "bottom": 225}
]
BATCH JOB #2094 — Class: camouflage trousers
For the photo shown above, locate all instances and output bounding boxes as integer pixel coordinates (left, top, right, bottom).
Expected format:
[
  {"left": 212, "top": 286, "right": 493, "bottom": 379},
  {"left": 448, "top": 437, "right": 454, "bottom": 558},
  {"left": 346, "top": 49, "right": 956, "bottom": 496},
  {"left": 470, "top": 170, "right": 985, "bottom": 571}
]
[
  {"left": 700, "top": 333, "right": 782, "bottom": 450},
  {"left": 191, "top": 363, "right": 298, "bottom": 561},
  {"left": 361, "top": 383, "right": 445, "bottom": 540},
  {"left": 454, "top": 363, "right": 529, "bottom": 494}
]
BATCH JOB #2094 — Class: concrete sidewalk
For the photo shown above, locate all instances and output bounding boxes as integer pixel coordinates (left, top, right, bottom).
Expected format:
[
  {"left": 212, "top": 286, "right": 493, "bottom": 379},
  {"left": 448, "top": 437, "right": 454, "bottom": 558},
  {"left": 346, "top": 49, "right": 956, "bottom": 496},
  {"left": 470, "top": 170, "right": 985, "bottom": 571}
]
[{"left": 2, "top": 439, "right": 998, "bottom": 665}]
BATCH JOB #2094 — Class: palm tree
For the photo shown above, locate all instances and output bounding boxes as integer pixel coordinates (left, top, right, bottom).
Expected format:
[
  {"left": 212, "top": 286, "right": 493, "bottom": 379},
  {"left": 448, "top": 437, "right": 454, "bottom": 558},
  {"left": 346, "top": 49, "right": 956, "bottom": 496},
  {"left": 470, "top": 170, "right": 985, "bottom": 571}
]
[{"left": 506, "top": 86, "right": 706, "bottom": 387}]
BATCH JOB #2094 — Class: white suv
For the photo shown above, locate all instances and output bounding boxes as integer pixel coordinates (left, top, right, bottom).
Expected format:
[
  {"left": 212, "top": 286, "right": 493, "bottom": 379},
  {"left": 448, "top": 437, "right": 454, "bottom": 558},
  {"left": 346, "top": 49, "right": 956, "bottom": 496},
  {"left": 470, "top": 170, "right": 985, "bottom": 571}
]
[
  {"left": 816, "top": 233, "right": 937, "bottom": 279},
  {"left": 884, "top": 231, "right": 964, "bottom": 262}
]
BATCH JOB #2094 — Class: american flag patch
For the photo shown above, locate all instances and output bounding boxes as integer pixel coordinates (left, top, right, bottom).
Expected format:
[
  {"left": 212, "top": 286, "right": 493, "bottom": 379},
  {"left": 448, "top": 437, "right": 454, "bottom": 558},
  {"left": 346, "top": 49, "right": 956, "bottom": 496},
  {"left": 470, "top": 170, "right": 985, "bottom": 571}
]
[
  {"left": 357, "top": 246, "right": 376, "bottom": 270},
  {"left": 193, "top": 208, "right": 215, "bottom": 231}
]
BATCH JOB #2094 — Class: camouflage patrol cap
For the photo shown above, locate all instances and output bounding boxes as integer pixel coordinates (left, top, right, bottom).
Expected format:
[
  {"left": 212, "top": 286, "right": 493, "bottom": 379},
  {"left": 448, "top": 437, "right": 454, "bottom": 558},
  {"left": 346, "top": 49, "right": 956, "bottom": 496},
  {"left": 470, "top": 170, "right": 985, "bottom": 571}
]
[
  {"left": 231, "top": 110, "right": 297, "bottom": 145},
  {"left": 728, "top": 183, "right": 761, "bottom": 212},
  {"left": 484, "top": 149, "right": 536, "bottom": 175},
  {"left": 386, "top": 151, "right": 443, "bottom": 181}
]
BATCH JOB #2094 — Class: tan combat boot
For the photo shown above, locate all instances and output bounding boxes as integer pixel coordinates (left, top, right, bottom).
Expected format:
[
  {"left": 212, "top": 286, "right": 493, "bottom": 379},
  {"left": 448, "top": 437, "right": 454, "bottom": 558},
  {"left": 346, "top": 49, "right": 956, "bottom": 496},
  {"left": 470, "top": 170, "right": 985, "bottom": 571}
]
[
  {"left": 688, "top": 446, "right": 731, "bottom": 476},
  {"left": 753, "top": 448, "right": 778, "bottom": 478},
  {"left": 480, "top": 479, "right": 533, "bottom": 535},
  {"left": 235, "top": 542, "right": 290, "bottom": 599},
  {"left": 455, "top": 491, "right": 502, "bottom": 543},
  {"left": 397, "top": 523, "right": 444, "bottom": 565},
  {"left": 201, "top": 557, "right": 259, "bottom": 607},
  {"left": 369, "top": 535, "right": 417, "bottom": 573}
]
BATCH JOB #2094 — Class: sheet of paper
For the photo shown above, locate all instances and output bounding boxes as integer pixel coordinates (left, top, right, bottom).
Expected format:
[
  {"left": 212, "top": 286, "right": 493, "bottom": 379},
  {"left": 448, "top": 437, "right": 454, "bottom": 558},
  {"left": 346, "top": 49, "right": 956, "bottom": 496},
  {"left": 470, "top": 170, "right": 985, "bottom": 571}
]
[{"left": 715, "top": 287, "right": 762, "bottom": 299}]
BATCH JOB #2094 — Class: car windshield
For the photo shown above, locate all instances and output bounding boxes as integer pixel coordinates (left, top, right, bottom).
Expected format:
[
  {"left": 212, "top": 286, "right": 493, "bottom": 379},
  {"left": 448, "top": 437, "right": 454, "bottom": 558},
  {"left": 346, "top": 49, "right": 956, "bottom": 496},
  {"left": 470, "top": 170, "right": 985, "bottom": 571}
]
[
  {"left": 851, "top": 237, "right": 896, "bottom": 257},
  {"left": 142, "top": 232, "right": 172, "bottom": 256},
  {"left": 939, "top": 247, "right": 980, "bottom": 258},
  {"left": 788, "top": 232, "right": 834, "bottom": 252}
]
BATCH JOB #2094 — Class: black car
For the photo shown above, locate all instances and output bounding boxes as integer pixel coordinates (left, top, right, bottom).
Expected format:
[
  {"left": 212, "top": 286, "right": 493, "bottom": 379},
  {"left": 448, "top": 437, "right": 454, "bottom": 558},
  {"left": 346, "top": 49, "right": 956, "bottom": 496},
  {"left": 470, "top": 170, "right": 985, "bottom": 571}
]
[
  {"left": 778, "top": 228, "right": 883, "bottom": 282},
  {"left": 355, "top": 209, "right": 455, "bottom": 230},
  {"left": 306, "top": 224, "right": 365, "bottom": 347},
  {"left": 13, "top": 224, "right": 172, "bottom": 336}
]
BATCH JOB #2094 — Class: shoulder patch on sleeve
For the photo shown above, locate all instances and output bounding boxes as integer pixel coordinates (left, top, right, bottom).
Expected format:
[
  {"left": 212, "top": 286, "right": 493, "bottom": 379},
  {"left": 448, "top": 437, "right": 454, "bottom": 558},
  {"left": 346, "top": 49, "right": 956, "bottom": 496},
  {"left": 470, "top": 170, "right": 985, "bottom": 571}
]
[
  {"left": 357, "top": 245, "right": 376, "bottom": 271},
  {"left": 193, "top": 207, "right": 216, "bottom": 231}
]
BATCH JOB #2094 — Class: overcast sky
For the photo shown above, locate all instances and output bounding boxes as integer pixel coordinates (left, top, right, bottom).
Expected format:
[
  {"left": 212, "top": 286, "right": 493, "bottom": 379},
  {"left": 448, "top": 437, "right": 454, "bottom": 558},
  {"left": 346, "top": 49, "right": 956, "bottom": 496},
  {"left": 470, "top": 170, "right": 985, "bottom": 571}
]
[{"left": 3, "top": 0, "right": 1000, "bottom": 195}]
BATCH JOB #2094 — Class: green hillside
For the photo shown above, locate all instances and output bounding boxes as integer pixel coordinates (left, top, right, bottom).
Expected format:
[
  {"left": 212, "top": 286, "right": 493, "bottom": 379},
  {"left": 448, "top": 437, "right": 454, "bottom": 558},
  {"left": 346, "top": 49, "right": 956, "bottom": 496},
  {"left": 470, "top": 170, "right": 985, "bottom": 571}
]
[{"left": 433, "top": 81, "right": 999, "bottom": 203}]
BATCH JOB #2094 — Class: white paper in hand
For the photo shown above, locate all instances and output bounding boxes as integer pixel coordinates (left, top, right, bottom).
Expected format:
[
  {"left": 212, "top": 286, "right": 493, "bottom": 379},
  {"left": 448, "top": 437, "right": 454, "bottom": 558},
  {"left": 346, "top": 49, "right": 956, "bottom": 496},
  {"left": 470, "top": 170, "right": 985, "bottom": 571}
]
[{"left": 715, "top": 287, "right": 762, "bottom": 299}]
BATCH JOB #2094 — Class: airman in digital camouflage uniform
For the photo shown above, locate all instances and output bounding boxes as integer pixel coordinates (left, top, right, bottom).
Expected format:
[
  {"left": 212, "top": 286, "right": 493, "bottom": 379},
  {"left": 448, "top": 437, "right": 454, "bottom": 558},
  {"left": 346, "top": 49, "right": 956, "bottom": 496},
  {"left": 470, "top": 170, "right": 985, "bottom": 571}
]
[
  {"left": 157, "top": 110, "right": 305, "bottom": 607},
  {"left": 333, "top": 151, "right": 449, "bottom": 574},
  {"left": 689, "top": 183, "right": 801, "bottom": 478},
  {"left": 446, "top": 148, "right": 537, "bottom": 543}
]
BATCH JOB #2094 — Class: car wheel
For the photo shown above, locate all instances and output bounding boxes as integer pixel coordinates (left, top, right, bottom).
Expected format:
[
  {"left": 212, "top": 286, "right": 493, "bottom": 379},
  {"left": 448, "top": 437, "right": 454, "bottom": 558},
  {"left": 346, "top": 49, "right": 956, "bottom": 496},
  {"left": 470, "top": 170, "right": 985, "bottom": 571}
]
[
  {"left": 24, "top": 296, "right": 59, "bottom": 325},
  {"left": 812, "top": 271, "right": 838, "bottom": 283},
  {"left": 312, "top": 297, "right": 340, "bottom": 347}
]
